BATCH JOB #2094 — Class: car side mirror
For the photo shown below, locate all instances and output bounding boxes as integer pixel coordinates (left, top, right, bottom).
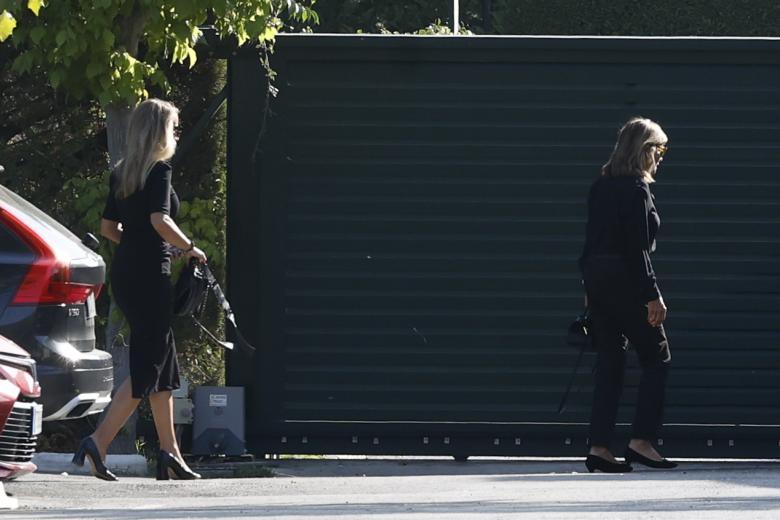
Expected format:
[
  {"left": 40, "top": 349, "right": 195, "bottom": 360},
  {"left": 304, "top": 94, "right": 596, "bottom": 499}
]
[{"left": 82, "top": 232, "right": 100, "bottom": 252}]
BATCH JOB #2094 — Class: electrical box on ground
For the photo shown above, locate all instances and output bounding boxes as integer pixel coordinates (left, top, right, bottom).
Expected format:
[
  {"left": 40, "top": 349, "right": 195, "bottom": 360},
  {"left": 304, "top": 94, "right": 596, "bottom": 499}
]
[{"left": 191, "top": 386, "right": 245, "bottom": 456}]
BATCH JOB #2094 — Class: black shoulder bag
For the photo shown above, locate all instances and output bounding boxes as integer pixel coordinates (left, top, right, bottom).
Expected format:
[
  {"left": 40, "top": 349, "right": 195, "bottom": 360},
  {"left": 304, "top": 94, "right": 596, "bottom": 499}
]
[{"left": 173, "top": 258, "right": 255, "bottom": 355}]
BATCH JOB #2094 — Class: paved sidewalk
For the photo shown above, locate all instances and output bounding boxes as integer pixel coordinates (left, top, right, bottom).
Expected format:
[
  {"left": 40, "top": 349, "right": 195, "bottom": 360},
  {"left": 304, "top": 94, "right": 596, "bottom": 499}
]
[{"left": 4, "top": 458, "right": 780, "bottom": 519}]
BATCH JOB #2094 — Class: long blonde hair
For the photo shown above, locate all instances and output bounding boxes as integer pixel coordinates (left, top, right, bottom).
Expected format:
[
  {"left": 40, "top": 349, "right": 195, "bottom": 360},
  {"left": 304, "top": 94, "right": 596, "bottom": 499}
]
[
  {"left": 116, "top": 99, "right": 179, "bottom": 199},
  {"left": 602, "top": 117, "right": 668, "bottom": 183}
]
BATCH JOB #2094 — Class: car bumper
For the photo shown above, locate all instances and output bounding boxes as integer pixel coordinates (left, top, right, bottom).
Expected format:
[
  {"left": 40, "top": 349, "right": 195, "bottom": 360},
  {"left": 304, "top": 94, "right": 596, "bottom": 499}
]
[
  {"left": 35, "top": 338, "right": 114, "bottom": 421},
  {"left": 43, "top": 391, "right": 112, "bottom": 421},
  {"left": 0, "top": 461, "right": 36, "bottom": 481}
]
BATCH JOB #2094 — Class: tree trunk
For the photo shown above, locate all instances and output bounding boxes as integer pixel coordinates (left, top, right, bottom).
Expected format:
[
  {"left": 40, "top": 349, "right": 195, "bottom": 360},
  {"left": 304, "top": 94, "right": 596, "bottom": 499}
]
[
  {"left": 103, "top": 104, "right": 137, "bottom": 455},
  {"left": 482, "top": 0, "right": 493, "bottom": 33},
  {"left": 106, "top": 106, "right": 132, "bottom": 169}
]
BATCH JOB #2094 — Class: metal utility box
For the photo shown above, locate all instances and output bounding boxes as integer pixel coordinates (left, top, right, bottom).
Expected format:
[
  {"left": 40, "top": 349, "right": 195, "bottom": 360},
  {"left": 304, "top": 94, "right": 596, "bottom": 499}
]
[{"left": 192, "top": 386, "right": 245, "bottom": 456}]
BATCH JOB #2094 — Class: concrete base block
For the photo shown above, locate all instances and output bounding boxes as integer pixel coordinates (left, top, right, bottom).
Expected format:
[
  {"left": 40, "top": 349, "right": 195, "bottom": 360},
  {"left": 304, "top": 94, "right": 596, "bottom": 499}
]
[{"left": 32, "top": 452, "right": 149, "bottom": 477}]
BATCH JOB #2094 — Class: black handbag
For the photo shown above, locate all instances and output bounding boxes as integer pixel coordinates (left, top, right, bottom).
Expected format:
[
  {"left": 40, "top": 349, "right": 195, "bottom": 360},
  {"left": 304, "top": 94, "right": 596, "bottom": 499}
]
[
  {"left": 558, "top": 308, "right": 593, "bottom": 414},
  {"left": 173, "top": 258, "right": 209, "bottom": 317},
  {"left": 173, "top": 258, "right": 255, "bottom": 354}
]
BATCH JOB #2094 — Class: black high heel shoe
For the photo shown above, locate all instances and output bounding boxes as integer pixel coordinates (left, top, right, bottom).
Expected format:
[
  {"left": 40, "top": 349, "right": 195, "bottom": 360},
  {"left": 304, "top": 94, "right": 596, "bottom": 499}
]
[
  {"left": 585, "top": 454, "right": 633, "bottom": 473},
  {"left": 71, "top": 437, "right": 118, "bottom": 481},
  {"left": 624, "top": 447, "right": 678, "bottom": 469},
  {"left": 156, "top": 450, "right": 201, "bottom": 480}
]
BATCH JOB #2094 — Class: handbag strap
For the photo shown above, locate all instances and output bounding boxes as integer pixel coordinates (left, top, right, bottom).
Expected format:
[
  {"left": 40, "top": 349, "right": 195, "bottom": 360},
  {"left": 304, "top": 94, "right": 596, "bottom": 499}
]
[
  {"left": 190, "top": 314, "right": 256, "bottom": 354},
  {"left": 191, "top": 315, "right": 233, "bottom": 350},
  {"left": 557, "top": 307, "right": 592, "bottom": 414},
  {"left": 187, "top": 263, "right": 256, "bottom": 354},
  {"left": 557, "top": 340, "right": 587, "bottom": 414}
]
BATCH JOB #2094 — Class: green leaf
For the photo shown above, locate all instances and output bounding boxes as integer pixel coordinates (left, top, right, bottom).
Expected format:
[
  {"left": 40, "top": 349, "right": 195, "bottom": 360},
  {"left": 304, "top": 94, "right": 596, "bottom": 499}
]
[
  {"left": 86, "top": 62, "right": 103, "bottom": 79},
  {"left": 30, "top": 26, "right": 45, "bottom": 44},
  {"left": 12, "top": 52, "right": 33, "bottom": 74},
  {"left": 27, "top": 0, "right": 42, "bottom": 16},
  {"left": 102, "top": 29, "right": 115, "bottom": 47},
  {"left": 186, "top": 46, "right": 197, "bottom": 68},
  {"left": 262, "top": 26, "right": 277, "bottom": 41},
  {"left": 50, "top": 68, "right": 62, "bottom": 88},
  {"left": 55, "top": 30, "right": 68, "bottom": 46},
  {"left": 0, "top": 11, "right": 17, "bottom": 42},
  {"left": 245, "top": 16, "right": 267, "bottom": 37}
]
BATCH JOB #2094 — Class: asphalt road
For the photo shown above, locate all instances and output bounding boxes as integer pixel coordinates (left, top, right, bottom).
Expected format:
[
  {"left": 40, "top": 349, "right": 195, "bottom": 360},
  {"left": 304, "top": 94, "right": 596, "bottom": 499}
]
[{"left": 4, "top": 458, "right": 780, "bottom": 519}]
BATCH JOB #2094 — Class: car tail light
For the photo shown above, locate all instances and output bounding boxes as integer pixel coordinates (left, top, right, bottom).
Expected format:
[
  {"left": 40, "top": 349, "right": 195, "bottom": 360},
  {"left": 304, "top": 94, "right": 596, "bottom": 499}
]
[{"left": 0, "top": 204, "right": 102, "bottom": 305}]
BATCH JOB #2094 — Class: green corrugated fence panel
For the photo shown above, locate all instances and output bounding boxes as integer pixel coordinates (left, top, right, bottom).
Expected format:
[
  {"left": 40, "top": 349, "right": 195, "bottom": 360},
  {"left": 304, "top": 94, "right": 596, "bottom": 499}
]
[{"left": 227, "top": 36, "right": 780, "bottom": 457}]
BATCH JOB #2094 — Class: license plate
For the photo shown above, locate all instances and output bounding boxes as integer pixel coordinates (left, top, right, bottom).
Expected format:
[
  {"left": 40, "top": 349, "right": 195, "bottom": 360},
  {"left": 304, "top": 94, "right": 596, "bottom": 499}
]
[
  {"left": 31, "top": 404, "right": 43, "bottom": 436},
  {"left": 85, "top": 294, "right": 96, "bottom": 319}
]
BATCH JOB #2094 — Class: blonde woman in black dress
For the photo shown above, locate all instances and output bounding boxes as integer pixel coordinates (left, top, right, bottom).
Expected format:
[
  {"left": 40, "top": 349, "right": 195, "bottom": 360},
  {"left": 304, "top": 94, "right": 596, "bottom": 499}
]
[{"left": 72, "top": 99, "right": 206, "bottom": 481}]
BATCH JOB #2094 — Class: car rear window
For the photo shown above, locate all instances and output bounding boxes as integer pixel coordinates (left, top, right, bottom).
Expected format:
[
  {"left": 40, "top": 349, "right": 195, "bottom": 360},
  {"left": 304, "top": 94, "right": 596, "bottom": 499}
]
[{"left": 0, "top": 184, "right": 92, "bottom": 261}]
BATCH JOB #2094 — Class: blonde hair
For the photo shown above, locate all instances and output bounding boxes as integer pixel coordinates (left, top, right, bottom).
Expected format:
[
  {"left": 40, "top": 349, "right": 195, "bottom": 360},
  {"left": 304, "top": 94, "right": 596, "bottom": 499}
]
[
  {"left": 602, "top": 117, "right": 668, "bottom": 184},
  {"left": 115, "top": 99, "right": 179, "bottom": 199}
]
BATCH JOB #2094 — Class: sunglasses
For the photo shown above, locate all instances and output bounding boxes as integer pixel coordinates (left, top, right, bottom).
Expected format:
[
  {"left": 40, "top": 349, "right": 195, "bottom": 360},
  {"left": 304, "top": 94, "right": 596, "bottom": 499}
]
[{"left": 653, "top": 143, "right": 669, "bottom": 157}]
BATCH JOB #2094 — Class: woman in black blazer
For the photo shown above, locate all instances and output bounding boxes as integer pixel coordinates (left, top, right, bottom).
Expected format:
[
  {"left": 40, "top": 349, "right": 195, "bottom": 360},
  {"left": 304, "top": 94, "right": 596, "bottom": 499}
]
[{"left": 580, "top": 117, "right": 677, "bottom": 473}]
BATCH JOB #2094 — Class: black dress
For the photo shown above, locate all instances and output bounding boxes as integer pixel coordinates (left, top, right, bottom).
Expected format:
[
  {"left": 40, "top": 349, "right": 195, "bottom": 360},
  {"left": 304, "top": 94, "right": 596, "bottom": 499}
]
[{"left": 102, "top": 161, "right": 180, "bottom": 398}]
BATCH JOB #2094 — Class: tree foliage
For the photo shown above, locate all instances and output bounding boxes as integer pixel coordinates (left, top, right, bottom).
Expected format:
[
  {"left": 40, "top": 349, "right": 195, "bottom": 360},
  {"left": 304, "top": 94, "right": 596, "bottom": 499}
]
[
  {"left": 0, "top": 0, "right": 318, "bottom": 416},
  {"left": 312, "top": 0, "right": 483, "bottom": 34},
  {"left": 490, "top": 0, "right": 780, "bottom": 36},
  {"left": 308, "top": 0, "right": 780, "bottom": 37},
  {"left": 1, "top": 0, "right": 316, "bottom": 106},
  {"left": 1, "top": 51, "right": 231, "bottom": 386}
]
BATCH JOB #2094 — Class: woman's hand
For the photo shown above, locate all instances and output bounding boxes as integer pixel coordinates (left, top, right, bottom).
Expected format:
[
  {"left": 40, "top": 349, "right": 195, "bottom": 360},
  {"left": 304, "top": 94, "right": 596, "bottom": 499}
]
[
  {"left": 186, "top": 246, "right": 207, "bottom": 264},
  {"left": 647, "top": 297, "right": 667, "bottom": 327}
]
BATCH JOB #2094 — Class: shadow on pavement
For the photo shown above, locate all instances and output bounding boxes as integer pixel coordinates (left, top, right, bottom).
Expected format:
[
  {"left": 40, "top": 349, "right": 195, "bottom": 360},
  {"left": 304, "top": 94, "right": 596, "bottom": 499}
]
[
  {"left": 11, "top": 495, "right": 780, "bottom": 519},
  {"left": 269, "top": 458, "right": 780, "bottom": 477}
]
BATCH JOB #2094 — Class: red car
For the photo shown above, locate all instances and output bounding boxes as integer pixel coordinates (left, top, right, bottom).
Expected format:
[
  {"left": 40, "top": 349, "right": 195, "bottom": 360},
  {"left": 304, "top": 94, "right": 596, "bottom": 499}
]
[{"left": 0, "top": 334, "right": 42, "bottom": 480}]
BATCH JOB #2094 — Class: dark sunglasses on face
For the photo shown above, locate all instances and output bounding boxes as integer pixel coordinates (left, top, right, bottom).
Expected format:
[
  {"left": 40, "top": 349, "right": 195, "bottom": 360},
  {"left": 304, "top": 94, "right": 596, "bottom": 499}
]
[{"left": 653, "top": 143, "right": 668, "bottom": 157}]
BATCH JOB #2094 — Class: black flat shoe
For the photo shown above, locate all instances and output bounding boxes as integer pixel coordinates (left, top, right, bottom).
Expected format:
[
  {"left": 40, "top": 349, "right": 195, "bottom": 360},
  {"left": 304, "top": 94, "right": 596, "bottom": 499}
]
[
  {"left": 72, "top": 437, "right": 118, "bottom": 481},
  {"left": 624, "top": 447, "right": 678, "bottom": 469},
  {"left": 156, "top": 450, "right": 201, "bottom": 480},
  {"left": 585, "top": 454, "right": 633, "bottom": 473}
]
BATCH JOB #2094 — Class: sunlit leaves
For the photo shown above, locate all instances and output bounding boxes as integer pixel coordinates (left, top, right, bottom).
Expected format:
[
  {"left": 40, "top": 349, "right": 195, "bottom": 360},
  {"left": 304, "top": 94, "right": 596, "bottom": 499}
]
[
  {"left": 26, "top": 0, "right": 41, "bottom": 15},
  {"left": 176, "top": 198, "right": 225, "bottom": 268},
  {"left": 5, "top": 0, "right": 317, "bottom": 106},
  {"left": 0, "top": 10, "right": 16, "bottom": 41},
  {"left": 0, "top": 0, "right": 45, "bottom": 41}
]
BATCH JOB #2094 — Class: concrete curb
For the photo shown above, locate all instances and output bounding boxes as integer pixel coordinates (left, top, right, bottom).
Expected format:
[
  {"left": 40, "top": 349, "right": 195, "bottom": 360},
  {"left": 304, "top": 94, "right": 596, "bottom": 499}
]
[
  {"left": 32, "top": 452, "right": 149, "bottom": 477},
  {"left": 0, "top": 482, "right": 18, "bottom": 510}
]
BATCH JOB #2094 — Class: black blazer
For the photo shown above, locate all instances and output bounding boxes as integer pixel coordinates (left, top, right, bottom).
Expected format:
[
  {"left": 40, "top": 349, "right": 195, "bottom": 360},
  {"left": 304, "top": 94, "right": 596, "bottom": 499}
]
[{"left": 579, "top": 175, "right": 661, "bottom": 303}]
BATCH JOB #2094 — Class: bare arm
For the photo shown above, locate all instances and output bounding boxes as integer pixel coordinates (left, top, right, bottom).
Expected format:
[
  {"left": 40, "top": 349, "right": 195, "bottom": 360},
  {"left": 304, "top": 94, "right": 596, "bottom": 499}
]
[
  {"left": 100, "top": 219, "right": 122, "bottom": 244},
  {"left": 150, "top": 213, "right": 190, "bottom": 249},
  {"left": 150, "top": 213, "right": 207, "bottom": 262}
]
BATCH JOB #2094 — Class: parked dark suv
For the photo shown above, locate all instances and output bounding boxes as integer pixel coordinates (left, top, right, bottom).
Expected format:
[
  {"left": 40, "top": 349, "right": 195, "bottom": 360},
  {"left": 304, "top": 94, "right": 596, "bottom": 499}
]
[{"left": 0, "top": 182, "right": 113, "bottom": 421}]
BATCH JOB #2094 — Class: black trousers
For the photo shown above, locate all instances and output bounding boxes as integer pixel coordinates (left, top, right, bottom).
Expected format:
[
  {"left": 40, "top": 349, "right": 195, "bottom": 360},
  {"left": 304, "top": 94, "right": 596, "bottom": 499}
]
[{"left": 584, "top": 261, "right": 672, "bottom": 448}]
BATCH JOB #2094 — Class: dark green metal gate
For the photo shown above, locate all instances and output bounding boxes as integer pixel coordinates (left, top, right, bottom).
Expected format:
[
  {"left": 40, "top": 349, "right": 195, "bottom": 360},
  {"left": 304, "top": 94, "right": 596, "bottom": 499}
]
[{"left": 227, "top": 35, "right": 780, "bottom": 458}]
